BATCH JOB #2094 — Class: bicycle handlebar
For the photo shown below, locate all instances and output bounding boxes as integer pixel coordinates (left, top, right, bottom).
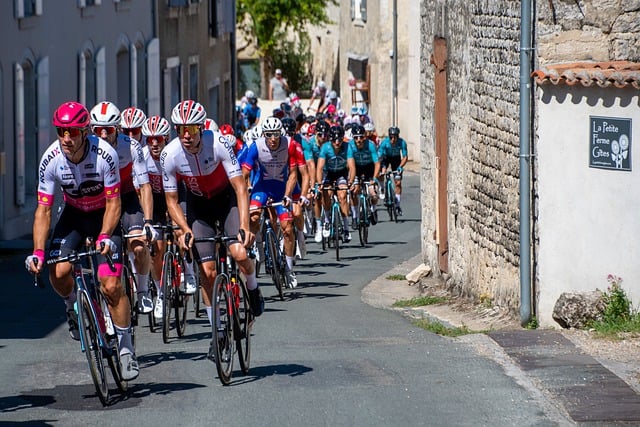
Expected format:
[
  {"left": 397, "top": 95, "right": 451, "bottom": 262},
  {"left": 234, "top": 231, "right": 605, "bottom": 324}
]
[{"left": 47, "top": 244, "right": 116, "bottom": 273}]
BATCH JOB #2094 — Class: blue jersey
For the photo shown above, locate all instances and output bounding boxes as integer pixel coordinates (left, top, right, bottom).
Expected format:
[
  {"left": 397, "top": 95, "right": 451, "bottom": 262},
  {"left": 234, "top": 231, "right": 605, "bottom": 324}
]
[
  {"left": 242, "top": 104, "right": 261, "bottom": 129},
  {"left": 318, "top": 141, "right": 353, "bottom": 173},
  {"left": 349, "top": 139, "right": 379, "bottom": 166},
  {"left": 378, "top": 137, "right": 408, "bottom": 160},
  {"left": 302, "top": 135, "right": 321, "bottom": 162}
]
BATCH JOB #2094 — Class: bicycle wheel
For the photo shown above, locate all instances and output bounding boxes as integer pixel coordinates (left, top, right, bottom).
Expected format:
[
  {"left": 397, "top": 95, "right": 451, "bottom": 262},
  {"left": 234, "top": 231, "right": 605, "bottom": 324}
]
[
  {"left": 161, "top": 252, "right": 174, "bottom": 343},
  {"left": 266, "top": 229, "right": 284, "bottom": 300},
  {"left": 193, "top": 267, "right": 202, "bottom": 317},
  {"left": 332, "top": 205, "right": 341, "bottom": 261},
  {"left": 148, "top": 278, "right": 158, "bottom": 332},
  {"left": 358, "top": 198, "right": 368, "bottom": 247},
  {"left": 213, "top": 274, "right": 234, "bottom": 385},
  {"left": 234, "top": 277, "right": 251, "bottom": 374},
  {"left": 176, "top": 260, "right": 188, "bottom": 338},
  {"left": 121, "top": 266, "right": 139, "bottom": 342},
  {"left": 386, "top": 180, "right": 395, "bottom": 221},
  {"left": 78, "top": 291, "right": 110, "bottom": 406}
]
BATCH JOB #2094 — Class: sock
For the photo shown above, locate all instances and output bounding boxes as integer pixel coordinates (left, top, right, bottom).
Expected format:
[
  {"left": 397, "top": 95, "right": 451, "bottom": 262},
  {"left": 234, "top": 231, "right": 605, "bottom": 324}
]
[
  {"left": 116, "top": 325, "right": 134, "bottom": 356},
  {"left": 351, "top": 205, "right": 357, "bottom": 218},
  {"left": 206, "top": 306, "right": 213, "bottom": 326},
  {"left": 324, "top": 210, "right": 330, "bottom": 223},
  {"left": 315, "top": 218, "right": 322, "bottom": 229},
  {"left": 184, "top": 260, "right": 195, "bottom": 276},
  {"left": 342, "top": 216, "right": 349, "bottom": 231},
  {"left": 396, "top": 194, "right": 401, "bottom": 204},
  {"left": 64, "top": 291, "right": 77, "bottom": 311},
  {"left": 135, "top": 273, "right": 148, "bottom": 293},
  {"left": 128, "top": 252, "right": 137, "bottom": 274},
  {"left": 286, "top": 255, "right": 294, "bottom": 271},
  {"left": 154, "top": 278, "right": 162, "bottom": 296},
  {"left": 297, "top": 229, "right": 305, "bottom": 242},
  {"left": 245, "top": 270, "right": 258, "bottom": 291}
]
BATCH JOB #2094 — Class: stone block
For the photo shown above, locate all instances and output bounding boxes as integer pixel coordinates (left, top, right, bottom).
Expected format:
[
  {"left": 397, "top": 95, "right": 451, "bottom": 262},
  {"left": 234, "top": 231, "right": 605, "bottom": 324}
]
[
  {"left": 406, "top": 264, "right": 432, "bottom": 285},
  {"left": 552, "top": 291, "right": 606, "bottom": 329}
]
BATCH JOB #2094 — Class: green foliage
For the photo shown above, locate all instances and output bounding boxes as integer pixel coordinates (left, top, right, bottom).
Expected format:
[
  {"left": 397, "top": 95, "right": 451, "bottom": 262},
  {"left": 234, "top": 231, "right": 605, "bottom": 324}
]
[
  {"left": 412, "top": 317, "right": 472, "bottom": 337},
  {"left": 386, "top": 274, "right": 407, "bottom": 281},
  {"left": 588, "top": 275, "right": 640, "bottom": 338},
  {"left": 392, "top": 296, "right": 448, "bottom": 308},
  {"left": 525, "top": 316, "right": 538, "bottom": 330},
  {"left": 269, "top": 35, "right": 312, "bottom": 94}
]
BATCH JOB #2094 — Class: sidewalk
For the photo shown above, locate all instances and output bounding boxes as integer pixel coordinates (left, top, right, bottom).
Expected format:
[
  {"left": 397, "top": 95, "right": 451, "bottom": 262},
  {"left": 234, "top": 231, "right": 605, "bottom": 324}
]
[{"left": 362, "top": 255, "right": 640, "bottom": 424}]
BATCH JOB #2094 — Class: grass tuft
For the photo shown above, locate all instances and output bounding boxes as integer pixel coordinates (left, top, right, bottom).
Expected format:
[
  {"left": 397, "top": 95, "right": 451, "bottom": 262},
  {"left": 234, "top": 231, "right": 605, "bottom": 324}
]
[
  {"left": 392, "top": 296, "right": 448, "bottom": 307},
  {"left": 386, "top": 274, "right": 406, "bottom": 281},
  {"left": 412, "top": 317, "right": 472, "bottom": 337}
]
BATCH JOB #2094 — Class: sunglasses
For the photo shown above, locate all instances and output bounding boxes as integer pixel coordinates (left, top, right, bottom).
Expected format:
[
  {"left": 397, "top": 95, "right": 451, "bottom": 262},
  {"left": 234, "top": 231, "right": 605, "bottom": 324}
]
[
  {"left": 354, "top": 135, "right": 365, "bottom": 139},
  {"left": 176, "top": 125, "right": 201, "bottom": 136},
  {"left": 93, "top": 126, "right": 117, "bottom": 135},
  {"left": 264, "top": 131, "right": 281, "bottom": 139},
  {"left": 316, "top": 132, "right": 327, "bottom": 138},
  {"left": 122, "top": 127, "right": 142, "bottom": 135},
  {"left": 147, "top": 135, "right": 167, "bottom": 144},
  {"left": 56, "top": 127, "right": 84, "bottom": 138}
]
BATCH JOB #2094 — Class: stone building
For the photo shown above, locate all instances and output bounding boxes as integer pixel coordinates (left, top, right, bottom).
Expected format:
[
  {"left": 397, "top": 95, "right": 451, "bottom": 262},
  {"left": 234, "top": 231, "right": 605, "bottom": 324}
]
[{"left": 420, "top": 1, "right": 640, "bottom": 326}]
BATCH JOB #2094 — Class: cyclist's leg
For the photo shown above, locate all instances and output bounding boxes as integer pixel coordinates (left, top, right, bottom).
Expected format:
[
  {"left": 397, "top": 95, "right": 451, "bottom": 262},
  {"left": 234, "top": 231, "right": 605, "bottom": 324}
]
[
  {"left": 122, "top": 192, "right": 153, "bottom": 312},
  {"left": 191, "top": 220, "right": 217, "bottom": 325},
  {"left": 336, "top": 176, "right": 351, "bottom": 240}
]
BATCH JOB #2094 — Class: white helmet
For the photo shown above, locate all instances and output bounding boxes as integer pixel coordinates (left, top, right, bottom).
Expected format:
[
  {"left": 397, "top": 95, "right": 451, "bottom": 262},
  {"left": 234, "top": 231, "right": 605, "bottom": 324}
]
[
  {"left": 121, "top": 107, "right": 147, "bottom": 128},
  {"left": 251, "top": 125, "right": 263, "bottom": 139},
  {"left": 344, "top": 128, "right": 353, "bottom": 141},
  {"left": 245, "top": 90, "right": 256, "bottom": 99},
  {"left": 171, "top": 100, "right": 207, "bottom": 125},
  {"left": 204, "top": 118, "right": 219, "bottom": 131},
  {"left": 364, "top": 122, "right": 375, "bottom": 132},
  {"left": 243, "top": 130, "right": 254, "bottom": 145},
  {"left": 317, "top": 80, "right": 326, "bottom": 89},
  {"left": 90, "top": 101, "right": 121, "bottom": 126},
  {"left": 142, "top": 116, "right": 171, "bottom": 137},
  {"left": 261, "top": 116, "right": 283, "bottom": 133},
  {"left": 328, "top": 90, "right": 337, "bottom": 99}
]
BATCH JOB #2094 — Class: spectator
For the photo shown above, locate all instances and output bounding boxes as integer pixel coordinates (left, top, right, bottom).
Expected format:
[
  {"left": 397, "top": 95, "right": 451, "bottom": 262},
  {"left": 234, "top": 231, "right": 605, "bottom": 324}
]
[{"left": 269, "top": 68, "right": 289, "bottom": 101}]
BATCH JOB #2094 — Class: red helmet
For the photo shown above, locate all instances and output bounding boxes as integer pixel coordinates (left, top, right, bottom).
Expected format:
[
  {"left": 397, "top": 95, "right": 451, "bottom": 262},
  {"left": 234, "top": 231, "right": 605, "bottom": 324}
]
[
  {"left": 52, "top": 101, "right": 90, "bottom": 128},
  {"left": 219, "top": 124, "right": 234, "bottom": 135}
]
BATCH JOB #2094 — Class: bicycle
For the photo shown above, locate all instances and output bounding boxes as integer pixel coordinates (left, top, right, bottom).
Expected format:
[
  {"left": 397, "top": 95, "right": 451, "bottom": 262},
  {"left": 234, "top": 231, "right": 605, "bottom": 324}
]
[
  {"left": 192, "top": 230, "right": 253, "bottom": 385},
  {"left": 254, "top": 199, "right": 288, "bottom": 300},
  {"left": 44, "top": 241, "right": 126, "bottom": 406},
  {"left": 354, "top": 176, "right": 376, "bottom": 247},
  {"left": 156, "top": 225, "right": 190, "bottom": 343},
  {"left": 382, "top": 170, "right": 400, "bottom": 223},
  {"left": 321, "top": 182, "right": 346, "bottom": 261}
]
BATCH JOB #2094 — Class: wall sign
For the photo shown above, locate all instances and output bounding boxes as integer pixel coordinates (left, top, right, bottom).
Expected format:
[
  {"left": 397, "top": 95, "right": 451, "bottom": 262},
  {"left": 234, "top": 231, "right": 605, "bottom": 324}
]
[{"left": 589, "top": 116, "right": 632, "bottom": 171}]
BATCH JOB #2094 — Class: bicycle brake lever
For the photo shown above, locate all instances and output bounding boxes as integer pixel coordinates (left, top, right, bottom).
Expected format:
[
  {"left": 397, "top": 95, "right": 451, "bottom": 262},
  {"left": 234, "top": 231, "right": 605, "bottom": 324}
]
[{"left": 33, "top": 259, "right": 45, "bottom": 289}]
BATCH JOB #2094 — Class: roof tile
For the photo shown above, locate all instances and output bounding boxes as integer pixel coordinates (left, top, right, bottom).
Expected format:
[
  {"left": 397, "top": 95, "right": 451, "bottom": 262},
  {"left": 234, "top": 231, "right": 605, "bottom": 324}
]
[{"left": 532, "top": 61, "right": 640, "bottom": 90}]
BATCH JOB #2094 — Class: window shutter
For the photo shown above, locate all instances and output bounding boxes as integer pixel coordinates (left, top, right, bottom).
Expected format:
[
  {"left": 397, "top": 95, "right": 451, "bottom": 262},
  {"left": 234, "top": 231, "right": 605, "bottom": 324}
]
[
  {"left": 15, "top": 0, "right": 24, "bottom": 18},
  {"left": 15, "top": 63, "right": 26, "bottom": 206},
  {"left": 147, "top": 38, "right": 161, "bottom": 115},
  {"left": 96, "top": 47, "right": 106, "bottom": 101},
  {"left": 360, "top": 0, "right": 367, "bottom": 22},
  {"left": 37, "top": 57, "right": 50, "bottom": 155},
  {"left": 35, "top": 0, "right": 43, "bottom": 15}
]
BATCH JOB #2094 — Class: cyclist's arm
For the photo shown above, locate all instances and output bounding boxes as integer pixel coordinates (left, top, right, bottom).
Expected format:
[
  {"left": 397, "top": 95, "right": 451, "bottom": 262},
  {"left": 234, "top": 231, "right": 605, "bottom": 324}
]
[
  {"left": 347, "top": 158, "right": 356, "bottom": 185},
  {"left": 298, "top": 164, "right": 310, "bottom": 197},
  {"left": 316, "top": 157, "right": 326, "bottom": 185},
  {"left": 229, "top": 174, "right": 253, "bottom": 246},
  {"left": 138, "top": 182, "right": 154, "bottom": 222},
  {"left": 306, "top": 159, "right": 317, "bottom": 191},
  {"left": 32, "top": 204, "right": 52, "bottom": 255},
  {"left": 399, "top": 139, "right": 408, "bottom": 169},
  {"left": 101, "top": 195, "right": 121, "bottom": 238},
  {"left": 284, "top": 164, "right": 297, "bottom": 199}
]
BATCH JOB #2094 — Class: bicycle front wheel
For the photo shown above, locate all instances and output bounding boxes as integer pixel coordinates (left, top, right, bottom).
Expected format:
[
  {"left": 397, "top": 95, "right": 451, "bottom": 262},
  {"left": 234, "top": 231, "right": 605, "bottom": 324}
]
[
  {"left": 266, "top": 229, "right": 284, "bottom": 300},
  {"left": 234, "top": 277, "right": 251, "bottom": 374},
  {"left": 332, "top": 205, "right": 341, "bottom": 261},
  {"left": 213, "top": 274, "right": 234, "bottom": 385},
  {"left": 161, "top": 252, "right": 174, "bottom": 343},
  {"left": 358, "top": 199, "right": 368, "bottom": 247},
  {"left": 78, "top": 291, "right": 110, "bottom": 406}
]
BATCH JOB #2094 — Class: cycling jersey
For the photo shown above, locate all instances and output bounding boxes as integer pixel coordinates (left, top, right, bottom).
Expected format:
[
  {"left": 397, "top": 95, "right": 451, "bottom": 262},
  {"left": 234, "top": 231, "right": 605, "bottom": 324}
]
[
  {"left": 378, "top": 137, "right": 408, "bottom": 159},
  {"left": 349, "top": 139, "right": 379, "bottom": 166},
  {"left": 161, "top": 130, "right": 242, "bottom": 199},
  {"left": 318, "top": 141, "right": 353, "bottom": 173},
  {"left": 114, "top": 134, "right": 148, "bottom": 195},
  {"left": 302, "top": 135, "right": 322, "bottom": 163},
  {"left": 37, "top": 135, "right": 120, "bottom": 212}
]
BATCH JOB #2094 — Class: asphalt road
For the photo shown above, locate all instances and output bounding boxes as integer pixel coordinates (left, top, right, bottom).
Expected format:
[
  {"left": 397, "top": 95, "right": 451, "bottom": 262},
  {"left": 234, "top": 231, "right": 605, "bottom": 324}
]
[{"left": 0, "top": 171, "right": 562, "bottom": 426}]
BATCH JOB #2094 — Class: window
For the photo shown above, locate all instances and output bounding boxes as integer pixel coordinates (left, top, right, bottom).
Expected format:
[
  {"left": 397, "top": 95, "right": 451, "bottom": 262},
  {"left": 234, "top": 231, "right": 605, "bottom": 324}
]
[
  {"left": 78, "top": 0, "right": 101, "bottom": 7},
  {"left": 147, "top": 39, "right": 161, "bottom": 115},
  {"left": 131, "top": 41, "right": 147, "bottom": 109},
  {"left": 14, "top": 60, "right": 38, "bottom": 205},
  {"left": 79, "top": 50, "right": 97, "bottom": 108},
  {"left": 189, "top": 59, "right": 199, "bottom": 101},
  {"left": 208, "top": 0, "right": 218, "bottom": 38},
  {"left": 350, "top": 0, "right": 367, "bottom": 23},
  {"left": 116, "top": 46, "right": 131, "bottom": 108},
  {"left": 15, "top": 0, "right": 42, "bottom": 18},
  {"left": 163, "top": 58, "right": 181, "bottom": 120},
  {"left": 168, "top": 0, "right": 188, "bottom": 6}
]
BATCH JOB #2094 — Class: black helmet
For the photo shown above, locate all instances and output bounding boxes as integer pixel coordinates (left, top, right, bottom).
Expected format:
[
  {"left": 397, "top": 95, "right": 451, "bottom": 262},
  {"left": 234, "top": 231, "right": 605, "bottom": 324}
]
[
  {"left": 329, "top": 125, "right": 345, "bottom": 141},
  {"left": 315, "top": 120, "right": 330, "bottom": 134},
  {"left": 344, "top": 122, "right": 355, "bottom": 131},
  {"left": 352, "top": 124, "right": 365, "bottom": 137},
  {"left": 281, "top": 117, "right": 296, "bottom": 135},
  {"left": 388, "top": 126, "right": 400, "bottom": 136}
]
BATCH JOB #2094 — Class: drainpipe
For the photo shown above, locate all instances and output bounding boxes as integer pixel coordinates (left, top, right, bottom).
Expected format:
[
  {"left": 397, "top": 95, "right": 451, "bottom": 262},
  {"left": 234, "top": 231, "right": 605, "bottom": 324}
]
[
  {"left": 519, "top": 0, "right": 533, "bottom": 326},
  {"left": 391, "top": 0, "right": 398, "bottom": 126},
  {"left": 230, "top": 0, "right": 237, "bottom": 124}
]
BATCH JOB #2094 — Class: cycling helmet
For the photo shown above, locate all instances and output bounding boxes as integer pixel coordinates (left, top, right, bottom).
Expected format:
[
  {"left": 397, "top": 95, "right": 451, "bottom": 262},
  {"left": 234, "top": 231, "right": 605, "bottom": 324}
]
[
  {"left": 281, "top": 117, "right": 296, "bottom": 135},
  {"left": 364, "top": 122, "right": 375, "bottom": 132},
  {"left": 251, "top": 125, "right": 263, "bottom": 139},
  {"left": 317, "top": 80, "right": 326, "bottom": 89},
  {"left": 315, "top": 120, "right": 330, "bottom": 134},
  {"left": 358, "top": 106, "right": 368, "bottom": 115},
  {"left": 328, "top": 125, "right": 344, "bottom": 141},
  {"left": 272, "top": 108, "right": 285, "bottom": 119},
  {"left": 337, "top": 109, "right": 346, "bottom": 118},
  {"left": 204, "top": 118, "right": 219, "bottom": 131},
  {"left": 326, "top": 104, "right": 336, "bottom": 114},
  {"left": 243, "top": 130, "right": 254, "bottom": 145},
  {"left": 245, "top": 90, "right": 255, "bottom": 99},
  {"left": 328, "top": 90, "right": 337, "bottom": 100},
  {"left": 350, "top": 106, "right": 359, "bottom": 115},
  {"left": 388, "top": 126, "right": 400, "bottom": 136},
  {"left": 90, "top": 101, "right": 121, "bottom": 126},
  {"left": 121, "top": 107, "right": 147, "bottom": 128},
  {"left": 142, "top": 115, "right": 171, "bottom": 137},
  {"left": 53, "top": 101, "right": 90, "bottom": 128},
  {"left": 261, "top": 116, "right": 283, "bottom": 133},
  {"left": 219, "top": 124, "right": 234, "bottom": 135},
  {"left": 352, "top": 124, "right": 365, "bottom": 137},
  {"left": 344, "top": 122, "right": 355, "bottom": 131},
  {"left": 171, "top": 100, "right": 207, "bottom": 125}
]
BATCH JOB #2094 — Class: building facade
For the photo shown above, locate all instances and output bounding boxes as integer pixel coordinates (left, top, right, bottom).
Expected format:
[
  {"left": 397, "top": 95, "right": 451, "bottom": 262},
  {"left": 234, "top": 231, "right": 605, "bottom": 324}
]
[{"left": 419, "top": 0, "right": 640, "bottom": 326}]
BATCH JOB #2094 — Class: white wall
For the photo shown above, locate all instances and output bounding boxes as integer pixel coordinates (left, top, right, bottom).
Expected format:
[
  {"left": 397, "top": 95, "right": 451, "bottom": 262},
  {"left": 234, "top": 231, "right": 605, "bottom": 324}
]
[{"left": 537, "top": 84, "right": 640, "bottom": 327}]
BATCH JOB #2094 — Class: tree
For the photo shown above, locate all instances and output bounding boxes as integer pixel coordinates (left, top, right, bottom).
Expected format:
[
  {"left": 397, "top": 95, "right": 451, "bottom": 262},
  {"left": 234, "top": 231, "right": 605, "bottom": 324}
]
[{"left": 237, "top": 0, "right": 338, "bottom": 98}]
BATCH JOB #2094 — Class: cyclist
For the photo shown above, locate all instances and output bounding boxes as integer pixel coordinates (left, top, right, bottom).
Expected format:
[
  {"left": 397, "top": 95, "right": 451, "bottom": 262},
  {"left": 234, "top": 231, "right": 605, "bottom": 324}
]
[
  {"left": 161, "top": 100, "right": 261, "bottom": 360},
  {"left": 242, "top": 117, "right": 307, "bottom": 288},
  {"left": 307, "top": 80, "right": 327, "bottom": 113},
  {"left": 90, "top": 102, "right": 158, "bottom": 314},
  {"left": 349, "top": 124, "right": 381, "bottom": 226},
  {"left": 364, "top": 122, "right": 379, "bottom": 148},
  {"left": 282, "top": 117, "right": 311, "bottom": 260},
  {"left": 378, "top": 126, "right": 408, "bottom": 216},
  {"left": 139, "top": 115, "right": 173, "bottom": 319},
  {"left": 25, "top": 101, "right": 139, "bottom": 380},
  {"left": 302, "top": 120, "right": 330, "bottom": 243},
  {"left": 242, "top": 90, "right": 261, "bottom": 130},
  {"left": 316, "top": 125, "right": 356, "bottom": 243}
]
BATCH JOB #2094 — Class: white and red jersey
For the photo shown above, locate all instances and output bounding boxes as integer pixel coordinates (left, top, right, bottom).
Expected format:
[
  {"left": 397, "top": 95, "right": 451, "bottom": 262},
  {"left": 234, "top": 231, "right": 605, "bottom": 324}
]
[
  {"left": 161, "top": 130, "right": 242, "bottom": 198},
  {"left": 37, "top": 135, "right": 120, "bottom": 212},
  {"left": 241, "top": 135, "right": 304, "bottom": 182},
  {"left": 113, "top": 134, "right": 148, "bottom": 195},
  {"left": 137, "top": 144, "right": 164, "bottom": 195}
]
